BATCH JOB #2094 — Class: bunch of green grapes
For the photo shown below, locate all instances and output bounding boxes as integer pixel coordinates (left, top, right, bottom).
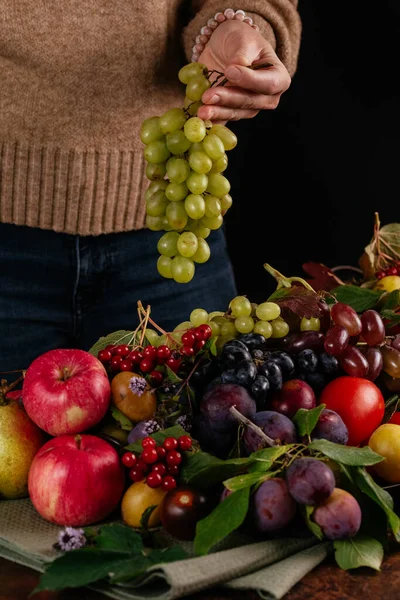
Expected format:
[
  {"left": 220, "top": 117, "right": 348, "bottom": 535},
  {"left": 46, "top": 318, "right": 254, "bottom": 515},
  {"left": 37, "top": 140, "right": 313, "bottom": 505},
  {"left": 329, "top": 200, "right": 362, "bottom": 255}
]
[{"left": 141, "top": 62, "right": 237, "bottom": 284}]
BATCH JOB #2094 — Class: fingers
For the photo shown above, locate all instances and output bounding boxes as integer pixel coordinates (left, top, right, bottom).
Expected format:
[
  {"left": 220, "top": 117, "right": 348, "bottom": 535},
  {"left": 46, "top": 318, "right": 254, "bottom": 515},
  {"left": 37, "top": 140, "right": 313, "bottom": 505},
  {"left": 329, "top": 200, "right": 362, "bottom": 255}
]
[
  {"left": 222, "top": 62, "right": 291, "bottom": 96},
  {"left": 201, "top": 85, "right": 281, "bottom": 112},
  {"left": 197, "top": 103, "right": 259, "bottom": 122}
]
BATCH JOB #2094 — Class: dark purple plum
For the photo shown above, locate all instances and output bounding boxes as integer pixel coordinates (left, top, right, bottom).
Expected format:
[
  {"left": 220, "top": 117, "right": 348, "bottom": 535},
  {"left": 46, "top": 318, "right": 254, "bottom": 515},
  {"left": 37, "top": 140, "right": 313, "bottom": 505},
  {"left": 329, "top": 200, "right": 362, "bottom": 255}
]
[
  {"left": 311, "top": 409, "right": 349, "bottom": 445},
  {"left": 313, "top": 488, "right": 362, "bottom": 539},
  {"left": 251, "top": 478, "right": 296, "bottom": 533},
  {"left": 200, "top": 383, "right": 256, "bottom": 432},
  {"left": 269, "top": 379, "right": 316, "bottom": 418},
  {"left": 243, "top": 411, "right": 297, "bottom": 454},
  {"left": 285, "top": 457, "right": 335, "bottom": 505},
  {"left": 192, "top": 415, "right": 236, "bottom": 459}
]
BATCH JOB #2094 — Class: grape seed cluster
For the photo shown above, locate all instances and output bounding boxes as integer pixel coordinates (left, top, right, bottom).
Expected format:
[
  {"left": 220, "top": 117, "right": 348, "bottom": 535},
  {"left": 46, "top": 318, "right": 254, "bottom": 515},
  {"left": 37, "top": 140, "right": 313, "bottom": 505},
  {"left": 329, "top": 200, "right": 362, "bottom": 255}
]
[{"left": 141, "top": 62, "right": 236, "bottom": 283}]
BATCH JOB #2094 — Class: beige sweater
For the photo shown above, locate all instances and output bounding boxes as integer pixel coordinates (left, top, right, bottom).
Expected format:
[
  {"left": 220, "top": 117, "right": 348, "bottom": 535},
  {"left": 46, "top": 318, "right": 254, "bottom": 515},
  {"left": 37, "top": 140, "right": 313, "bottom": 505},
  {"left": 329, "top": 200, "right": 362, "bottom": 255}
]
[{"left": 0, "top": 1, "right": 301, "bottom": 235}]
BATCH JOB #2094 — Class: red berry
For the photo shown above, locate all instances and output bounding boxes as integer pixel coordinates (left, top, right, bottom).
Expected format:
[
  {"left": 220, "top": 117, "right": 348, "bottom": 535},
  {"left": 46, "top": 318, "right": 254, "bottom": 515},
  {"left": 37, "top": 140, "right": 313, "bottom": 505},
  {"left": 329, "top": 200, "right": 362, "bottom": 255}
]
[
  {"left": 150, "top": 370, "right": 164, "bottom": 386},
  {"left": 162, "top": 475, "right": 177, "bottom": 491},
  {"left": 168, "top": 465, "right": 179, "bottom": 476},
  {"left": 196, "top": 324, "right": 212, "bottom": 340},
  {"left": 98, "top": 349, "right": 112, "bottom": 363},
  {"left": 142, "top": 436, "right": 157, "bottom": 448},
  {"left": 157, "top": 446, "right": 167, "bottom": 460},
  {"left": 127, "top": 350, "right": 143, "bottom": 364},
  {"left": 388, "top": 267, "right": 398, "bottom": 276},
  {"left": 181, "top": 330, "right": 196, "bottom": 347},
  {"left": 146, "top": 472, "right": 163, "bottom": 488},
  {"left": 165, "top": 357, "right": 181, "bottom": 372},
  {"left": 122, "top": 452, "right": 137, "bottom": 468},
  {"left": 141, "top": 447, "right": 159, "bottom": 464},
  {"left": 178, "top": 435, "right": 192, "bottom": 451},
  {"left": 157, "top": 345, "right": 171, "bottom": 360},
  {"left": 140, "top": 358, "right": 154, "bottom": 373},
  {"left": 163, "top": 437, "right": 179, "bottom": 451},
  {"left": 166, "top": 450, "right": 182, "bottom": 466},
  {"left": 114, "top": 344, "right": 130, "bottom": 357},
  {"left": 194, "top": 340, "right": 206, "bottom": 352},
  {"left": 129, "top": 468, "right": 144, "bottom": 482},
  {"left": 143, "top": 345, "right": 158, "bottom": 360},
  {"left": 110, "top": 355, "right": 123, "bottom": 371},
  {"left": 152, "top": 462, "right": 167, "bottom": 477},
  {"left": 105, "top": 344, "right": 115, "bottom": 351},
  {"left": 181, "top": 345, "right": 195, "bottom": 357},
  {"left": 119, "top": 359, "right": 133, "bottom": 371},
  {"left": 136, "top": 458, "right": 150, "bottom": 473}
]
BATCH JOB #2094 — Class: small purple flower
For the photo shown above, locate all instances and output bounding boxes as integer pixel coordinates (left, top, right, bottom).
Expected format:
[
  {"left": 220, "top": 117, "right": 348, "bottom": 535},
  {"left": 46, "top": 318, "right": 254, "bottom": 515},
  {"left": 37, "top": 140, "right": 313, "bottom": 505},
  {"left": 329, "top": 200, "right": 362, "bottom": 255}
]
[
  {"left": 176, "top": 414, "right": 192, "bottom": 432},
  {"left": 127, "top": 419, "right": 161, "bottom": 445},
  {"left": 57, "top": 527, "right": 86, "bottom": 551},
  {"left": 128, "top": 376, "right": 147, "bottom": 397}
]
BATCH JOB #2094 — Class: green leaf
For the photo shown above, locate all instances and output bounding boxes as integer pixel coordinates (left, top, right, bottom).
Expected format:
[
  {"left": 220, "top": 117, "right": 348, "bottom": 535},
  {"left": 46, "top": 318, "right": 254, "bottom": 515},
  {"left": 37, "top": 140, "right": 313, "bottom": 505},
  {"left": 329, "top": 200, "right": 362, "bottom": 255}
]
[
  {"left": 380, "top": 309, "right": 400, "bottom": 328},
  {"left": 194, "top": 487, "right": 251, "bottom": 555},
  {"left": 33, "top": 549, "right": 136, "bottom": 592},
  {"left": 164, "top": 365, "right": 183, "bottom": 384},
  {"left": 292, "top": 405, "right": 326, "bottom": 437},
  {"left": 329, "top": 285, "right": 382, "bottom": 312},
  {"left": 334, "top": 535, "right": 384, "bottom": 571},
  {"left": 223, "top": 471, "right": 271, "bottom": 492},
  {"left": 383, "top": 394, "right": 400, "bottom": 424},
  {"left": 354, "top": 467, "right": 400, "bottom": 541},
  {"left": 180, "top": 450, "right": 252, "bottom": 488},
  {"left": 107, "top": 555, "right": 151, "bottom": 583},
  {"left": 308, "top": 439, "right": 384, "bottom": 466},
  {"left": 110, "top": 406, "right": 133, "bottom": 431},
  {"left": 251, "top": 445, "right": 294, "bottom": 469},
  {"left": 140, "top": 505, "right": 158, "bottom": 531},
  {"left": 91, "top": 524, "right": 143, "bottom": 553},
  {"left": 88, "top": 330, "right": 135, "bottom": 357},
  {"left": 125, "top": 425, "right": 187, "bottom": 453},
  {"left": 147, "top": 545, "right": 188, "bottom": 565},
  {"left": 300, "top": 505, "right": 323, "bottom": 540},
  {"left": 379, "top": 289, "right": 400, "bottom": 311}
]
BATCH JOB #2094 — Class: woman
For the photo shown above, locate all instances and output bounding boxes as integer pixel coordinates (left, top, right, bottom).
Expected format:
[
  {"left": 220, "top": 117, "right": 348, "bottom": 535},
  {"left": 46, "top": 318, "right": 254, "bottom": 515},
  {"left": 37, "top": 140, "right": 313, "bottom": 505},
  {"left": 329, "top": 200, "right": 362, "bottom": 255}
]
[{"left": 0, "top": 1, "right": 301, "bottom": 372}]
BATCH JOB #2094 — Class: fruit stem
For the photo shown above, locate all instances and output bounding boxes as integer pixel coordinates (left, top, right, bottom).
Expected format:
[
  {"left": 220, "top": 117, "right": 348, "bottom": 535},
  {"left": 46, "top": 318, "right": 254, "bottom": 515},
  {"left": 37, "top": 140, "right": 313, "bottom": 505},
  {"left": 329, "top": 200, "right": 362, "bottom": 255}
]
[
  {"left": 229, "top": 406, "right": 277, "bottom": 447},
  {"left": 75, "top": 435, "right": 82, "bottom": 450},
  {"left": 263, "top": 263, "right": 316, "bottom": 292},
  {"left": 212, "top": 62, "right": 273, "bottom": 88},
  {"left": 0, "top": 374, "right": 25, "bottom": 405}
]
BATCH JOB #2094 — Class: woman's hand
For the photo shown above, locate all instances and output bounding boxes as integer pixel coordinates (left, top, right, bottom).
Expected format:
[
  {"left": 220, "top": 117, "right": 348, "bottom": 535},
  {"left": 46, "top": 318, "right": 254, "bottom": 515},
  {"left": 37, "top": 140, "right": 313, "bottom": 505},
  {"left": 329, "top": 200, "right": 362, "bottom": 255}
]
[{"left": 197, "top": 19, "right": 291, "bottom": 123}]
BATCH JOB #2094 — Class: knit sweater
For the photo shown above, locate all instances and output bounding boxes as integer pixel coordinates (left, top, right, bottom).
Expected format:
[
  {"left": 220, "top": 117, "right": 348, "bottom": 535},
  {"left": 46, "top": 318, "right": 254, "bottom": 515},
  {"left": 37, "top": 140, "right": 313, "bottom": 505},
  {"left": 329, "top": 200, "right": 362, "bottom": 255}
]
[{"left": 0, "top": 1, "right": 301, "bottom": 236}]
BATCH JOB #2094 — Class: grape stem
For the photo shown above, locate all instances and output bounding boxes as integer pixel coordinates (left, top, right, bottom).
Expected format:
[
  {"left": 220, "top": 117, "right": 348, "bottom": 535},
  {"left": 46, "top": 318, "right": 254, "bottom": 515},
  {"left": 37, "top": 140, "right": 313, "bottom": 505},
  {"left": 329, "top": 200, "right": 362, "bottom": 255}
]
[
  {"left": 211, "top": 62, "right": 273, "bottom": 88},
  {"left": 229, "top": 405, "right": 277, "bottom": 447},
  {"left": 263, "top": 263, "right": 316, "bottom": 292}
]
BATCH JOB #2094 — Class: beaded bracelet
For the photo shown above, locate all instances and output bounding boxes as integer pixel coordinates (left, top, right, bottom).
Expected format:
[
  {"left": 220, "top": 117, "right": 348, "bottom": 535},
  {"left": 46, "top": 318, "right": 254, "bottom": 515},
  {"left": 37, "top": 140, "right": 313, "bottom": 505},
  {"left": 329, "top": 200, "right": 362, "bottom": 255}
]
[{"left": 191, "top": 8, "right": 259, "bottom": 62}]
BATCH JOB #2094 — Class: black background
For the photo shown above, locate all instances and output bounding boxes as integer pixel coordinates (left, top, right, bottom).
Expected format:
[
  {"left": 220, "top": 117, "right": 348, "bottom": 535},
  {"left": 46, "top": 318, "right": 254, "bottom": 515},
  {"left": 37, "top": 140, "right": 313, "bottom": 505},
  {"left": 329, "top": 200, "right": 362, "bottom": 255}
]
[{"left": 224, "top": 0, "right": 400, "bottom": 302}]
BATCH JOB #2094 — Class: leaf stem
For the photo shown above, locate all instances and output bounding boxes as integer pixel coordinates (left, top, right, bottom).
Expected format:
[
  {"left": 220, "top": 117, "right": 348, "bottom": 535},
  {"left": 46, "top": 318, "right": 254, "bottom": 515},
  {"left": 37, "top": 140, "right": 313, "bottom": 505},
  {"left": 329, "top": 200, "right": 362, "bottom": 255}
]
[{"left": 230, "top": 406, "right": 277, "bottom": 447}]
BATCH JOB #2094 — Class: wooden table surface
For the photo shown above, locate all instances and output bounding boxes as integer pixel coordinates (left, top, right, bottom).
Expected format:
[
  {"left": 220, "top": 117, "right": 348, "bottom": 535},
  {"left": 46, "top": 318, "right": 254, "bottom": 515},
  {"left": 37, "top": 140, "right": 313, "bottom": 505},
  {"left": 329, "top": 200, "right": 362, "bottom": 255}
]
[{"left": 1, "top": 553, "right": 400, "bottom": 600}]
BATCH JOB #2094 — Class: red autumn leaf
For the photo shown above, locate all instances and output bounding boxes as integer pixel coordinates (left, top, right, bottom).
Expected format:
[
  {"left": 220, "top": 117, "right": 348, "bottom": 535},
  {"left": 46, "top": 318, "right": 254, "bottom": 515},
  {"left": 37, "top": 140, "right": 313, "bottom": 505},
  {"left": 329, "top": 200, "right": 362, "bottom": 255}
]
[
  {"left": 275, "top": 286, "right": 328, "bottom": 320},
  {"left": 302, "top": 262, "right": 343, "bottom": 293}
]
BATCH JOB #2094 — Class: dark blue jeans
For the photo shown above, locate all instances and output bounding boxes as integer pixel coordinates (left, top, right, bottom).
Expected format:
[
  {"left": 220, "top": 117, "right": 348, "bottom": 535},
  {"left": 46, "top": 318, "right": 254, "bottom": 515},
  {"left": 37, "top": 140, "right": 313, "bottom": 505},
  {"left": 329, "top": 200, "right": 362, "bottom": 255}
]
[{"left": 0, "top": 223, "right": 237, "bottom": 373}]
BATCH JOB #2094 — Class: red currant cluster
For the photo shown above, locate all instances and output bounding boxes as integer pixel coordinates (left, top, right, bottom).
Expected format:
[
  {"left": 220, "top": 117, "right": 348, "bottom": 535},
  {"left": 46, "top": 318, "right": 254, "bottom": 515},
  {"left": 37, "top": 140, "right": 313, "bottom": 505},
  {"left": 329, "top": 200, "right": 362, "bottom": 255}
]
[
  {"left": 376, "top": 260, "right": 400, "bottom": 279},
  {"left": 97, "top": 343, "right": 182, "bottom": 386},
  {"left": 121, "top": 435, "right": 192, "bottom": 491},
  {"left": 180, "top": 324, "right": 212, "bottom": 357}
]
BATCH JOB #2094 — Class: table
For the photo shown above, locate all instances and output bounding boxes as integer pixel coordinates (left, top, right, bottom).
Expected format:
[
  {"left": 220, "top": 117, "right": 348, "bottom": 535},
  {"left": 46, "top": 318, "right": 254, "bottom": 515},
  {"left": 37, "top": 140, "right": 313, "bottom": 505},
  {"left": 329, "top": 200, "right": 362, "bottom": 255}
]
[{"left": 1, "top": 553, "right": 400, "bottom": 600}]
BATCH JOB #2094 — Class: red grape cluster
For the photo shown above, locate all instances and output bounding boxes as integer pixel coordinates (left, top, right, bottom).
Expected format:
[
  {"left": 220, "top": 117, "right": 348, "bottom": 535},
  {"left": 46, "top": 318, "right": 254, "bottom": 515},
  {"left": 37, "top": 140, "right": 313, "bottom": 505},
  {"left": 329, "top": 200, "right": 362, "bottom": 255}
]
[
  {"left": 121, "top": 435, "right": 192, "bottom": 491},
  {"left": 375, "top": 260, "right": 400, "bottom": 279}
]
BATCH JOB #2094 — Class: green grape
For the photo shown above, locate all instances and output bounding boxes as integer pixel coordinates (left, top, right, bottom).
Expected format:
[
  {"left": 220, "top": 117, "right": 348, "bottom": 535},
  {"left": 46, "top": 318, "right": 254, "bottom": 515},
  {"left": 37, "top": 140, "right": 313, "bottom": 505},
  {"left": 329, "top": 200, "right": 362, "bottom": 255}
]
[
  {"left": 188, "top": 151, "right": 212, "bottom": 174},
  {"left": 144, "top": 179, "right": 168, "bottom": 202},
  {"left": 146, "top": 214, "right": 165, "bottom": 231},
  {"left": 199, "top": 214, "right": 223, "bottom": 230},
  {"left": 209, "top": 154, "right": 228, "bottom": 174},
  {"left": 186, "top": 172, "right": 208, "bottom": 194},
  {"left": 185, "top": 194, "right": 205, "bottom": 219},
  {"left": 166, "top": 130, "right": 191, "bottom": 154},
  {"left": 216, "top": 334, "right": 236, "bottom": 351},
  {"left": 229, "top": 296, "right": 252, "bottom": 318},
  {"left": 146, "top": 162, "right": 166, "bottom": 181},
  {"left": 203, "top": 133, "right": 226, "bottom": 160},
  {"left": 255, "top": 302, "right": 281, "bottom": 321},
  {"left": 166, "top": 156, "right": 191, "bottom": 183},
  {"left": 184, "top": 117, "right": 206, "bottom": 143},
  {"left": 270, "top": 318, "right": 290, "bottom": 338},
  {"left": 174, "top": 320, "right": 192, "bottom": 332},
  {"left": 206, "top": 173, "right": 231, "bottom": 196},
  {"left": 235, "top": 316, "right": 255, "bottom": 334},
  {"left": 160, "top": 215, "right": 174, "bottom": 231},
  {"left": 186, "top": 75, "right": 211, "bottom": 102},
  {"left": 192, "top": 224, "right": 210, "bottom": 239},
  {"left": 172, "top": 256, "right": 195, "bottom": 283},
  {"left": 144, "top": 139, "right": 170, "bottom": 164},
  {"left": 300, "top": 317, "right": 321, "bottom": 332},
  {"left": 146, "top": 190, "right": 169, "bottom": 217},
  {"left": 155, "top": 334, "right": 168, "bottom": 347},
  {"left": 166, "top": 201, "right": 188, "bottom": 230},
  {"left": 190, "top": 308, "right": 209, "bottom": 326},
  {"left": 220, "top": 193, "right": 233, "bottom": 215},
  {"left": 178, "top": 62, "right": 208, "bottom": 84},
  {"left": 140, "top": 116, "right": 164, "bottom": 144},
  {"left": 220, "top": 320, "right": 237, "bottom": 337},
  {"left": 145, "top": 329, "right": 159, "bottom": 345},
  {"left": 157, "top": 255, "right": 173, "bottom": 279},
  {"left": 253, "top": 320, "right": 273, "bottom": 338},
  {"left": 159, "top": 108, "right": 187, "bottom": 134},
  {"left": 209, "top": 311, "right": 225, "bottom": 320},
  {"left": 188, "top": 141, "right": 204, "bottom": 154},
  {"left": 210, "top": 124, "right": 238, "bottom": 150},
  {"left": 183, "top": 97, "right": 202, "bottom": 116},
  {"left": 192, "top": 238, "right": 210, "bottom": 263},
  {"left": 204, "top": 195, "right": 221, "bottom": 217},
  {"left": 208, "top": 321, "right": 221, "bottom": 336},
  {"left": 177, "top": 231, "right": 199, "bottom": 258},
  {"left": 157, "top": 231, "right": 179, "bottom": 257},
  {"left": 165, "top": 181, "right": 188, "bottom": 202}
]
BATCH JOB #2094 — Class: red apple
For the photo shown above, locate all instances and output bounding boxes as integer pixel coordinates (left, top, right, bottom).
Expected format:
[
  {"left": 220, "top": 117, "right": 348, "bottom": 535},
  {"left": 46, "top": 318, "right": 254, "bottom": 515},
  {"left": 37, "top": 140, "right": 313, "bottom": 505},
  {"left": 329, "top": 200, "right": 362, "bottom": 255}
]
[
  {"left": 22, "top": 349, "right": 111, "bottom": 436},
  {"left": 28, "top": 434, "right": 125, "bottom": 526}
]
